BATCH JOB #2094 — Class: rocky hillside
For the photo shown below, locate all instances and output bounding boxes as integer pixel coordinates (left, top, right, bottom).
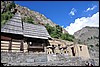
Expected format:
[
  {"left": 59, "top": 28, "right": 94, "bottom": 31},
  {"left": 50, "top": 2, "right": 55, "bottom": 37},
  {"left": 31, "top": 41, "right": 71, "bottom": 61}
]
[
  {"left": 1, "top": 1, "right": 74, "bottom": 42},
  {"left": 1, "top": 1, "right": 68, "bottom": 34},
  {"left": 15, "top": 4, "right": 68, "bottom": 34},
  {"left": 74, "top": 26, "right": 99, "bottom": 46},
  {"left": 15, "top": 4, "right": 68, "bottom": 33},
  {"left": 74, "top": 26, "right": 99, "bottom": 58},
  {"left": 15, "top": 4, "right": 56, "bottom": 27}
]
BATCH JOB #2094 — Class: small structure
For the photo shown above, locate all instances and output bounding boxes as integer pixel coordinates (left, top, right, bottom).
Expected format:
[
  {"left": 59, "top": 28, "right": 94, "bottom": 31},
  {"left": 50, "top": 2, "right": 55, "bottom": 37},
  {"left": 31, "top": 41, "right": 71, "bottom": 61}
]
[
  {"left": 47, "top": 38, "right": 90, "bottom": 60},
  {"left": 1, "top": 13, "right": 51, "bottom": 52}
]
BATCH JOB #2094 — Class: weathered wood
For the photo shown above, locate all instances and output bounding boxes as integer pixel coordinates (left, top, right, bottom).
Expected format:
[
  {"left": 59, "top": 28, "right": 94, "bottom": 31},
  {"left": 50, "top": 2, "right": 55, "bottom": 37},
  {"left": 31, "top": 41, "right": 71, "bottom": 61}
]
[
  {"left": 1, "top": 13, "right": 51, "bottom": 39},
  {"left": 1, "top": 36, "right": 11, "bottom": 40},
  {"left": 1, "top": 47, "right": 9, "bottom": 49},
  {"left": 1, "top": 41, "right": 9, "bottom": 43},
  {"left": 8, "top": 40, "right": 12, "bottom": 51},
  {"left": 20, "top": 40, "right": 24, "bottom": 51},
  {"left": 12, "top": 45, "right": 20, "bottom": 48},
  {"left": 12, "top": 42, "right": 21, "bottom": 44},
  {"left": 1, "top": 13, "right": 51, "bottom": 52},
  {"left": 28, "top": 46, "right": 43, "bottom": 49}
]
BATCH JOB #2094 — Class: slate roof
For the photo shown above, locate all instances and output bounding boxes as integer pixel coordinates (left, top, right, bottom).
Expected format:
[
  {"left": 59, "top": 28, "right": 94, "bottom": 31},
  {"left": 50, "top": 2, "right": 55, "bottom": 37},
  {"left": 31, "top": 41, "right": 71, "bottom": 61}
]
[
  {"left": 1, "top": 14, "right": 23, "bottom": 35},
  {"left": 1, "top": 13, "right": 51, "bottom": 39},
  {"left": 23, "top": 22, "right": 51, "bottom": 39}
]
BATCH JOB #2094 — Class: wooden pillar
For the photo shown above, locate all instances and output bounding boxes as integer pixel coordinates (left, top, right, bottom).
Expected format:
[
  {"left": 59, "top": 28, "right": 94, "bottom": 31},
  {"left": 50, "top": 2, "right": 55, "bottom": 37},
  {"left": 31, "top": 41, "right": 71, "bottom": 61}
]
[
  {"left": 42, "top": 43, "right": 44, "bottom": 52},
  {"left": 9, "top": 40, "right": 12, "bottom": 52},
  {"left": 20, "top": 40, "right": 24, "bottom": 52}
]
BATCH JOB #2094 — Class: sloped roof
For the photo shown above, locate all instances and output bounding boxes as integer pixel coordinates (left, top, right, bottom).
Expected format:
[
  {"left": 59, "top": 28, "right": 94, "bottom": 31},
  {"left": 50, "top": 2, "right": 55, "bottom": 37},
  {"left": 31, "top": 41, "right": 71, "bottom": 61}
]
[
  {"left": 1, "top": 13, "right": 51, "bottom": 39},
  {"left": 1, "top": 14, "right": 23, "bottom": 35},
  {"left": 23, "top": 22, "right": 51, "bottom": 39}
]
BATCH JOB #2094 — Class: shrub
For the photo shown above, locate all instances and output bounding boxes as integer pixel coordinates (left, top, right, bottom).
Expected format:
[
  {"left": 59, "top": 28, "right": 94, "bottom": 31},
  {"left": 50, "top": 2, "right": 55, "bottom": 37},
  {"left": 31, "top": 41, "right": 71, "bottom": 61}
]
[
  {"left": 45, "top": 24, "right": 74, "bottom": 41},
  {"left": 1, "top": 11, "right": 14, "bottom": 27},
  {"left": 6, "top": 1, "right": 16, "bottom": 11},
  {"left": 1, "top": 20, "right": 7, "bottom": 27},
  {"left": 1, "top": 1, "right": 15, "bottom": 27},
  {"left": 22, "top": 17, "right": 34, "bottom": 24}
]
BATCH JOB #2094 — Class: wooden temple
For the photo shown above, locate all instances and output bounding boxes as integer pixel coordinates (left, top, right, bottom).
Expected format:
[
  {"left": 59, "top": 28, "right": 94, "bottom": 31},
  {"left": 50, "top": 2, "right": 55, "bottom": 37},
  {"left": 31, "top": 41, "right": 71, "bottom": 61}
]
[{"left": 1, "top": 13, "right": 51, "bottom": 52}]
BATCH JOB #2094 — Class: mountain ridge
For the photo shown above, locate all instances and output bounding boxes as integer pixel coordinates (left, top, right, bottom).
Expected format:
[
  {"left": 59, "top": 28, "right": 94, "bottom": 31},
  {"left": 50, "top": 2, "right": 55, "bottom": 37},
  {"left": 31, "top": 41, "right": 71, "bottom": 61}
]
[{"left": 74, "top": 26, "right": 99, "bottom": 58}]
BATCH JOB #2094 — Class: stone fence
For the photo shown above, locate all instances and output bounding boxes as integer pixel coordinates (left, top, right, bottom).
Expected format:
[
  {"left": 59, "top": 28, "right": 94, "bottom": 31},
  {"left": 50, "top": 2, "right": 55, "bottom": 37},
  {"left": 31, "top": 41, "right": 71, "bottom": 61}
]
[{"left": 1, "top": 52, "right": 99, "bottom": 66}]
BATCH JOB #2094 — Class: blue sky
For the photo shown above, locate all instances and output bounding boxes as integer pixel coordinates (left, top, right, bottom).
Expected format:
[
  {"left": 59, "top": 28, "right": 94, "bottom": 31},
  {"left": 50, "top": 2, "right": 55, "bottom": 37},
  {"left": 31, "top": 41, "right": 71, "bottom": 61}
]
[{"left": 14, "top": 1, "right": 99, "bottom": 35}]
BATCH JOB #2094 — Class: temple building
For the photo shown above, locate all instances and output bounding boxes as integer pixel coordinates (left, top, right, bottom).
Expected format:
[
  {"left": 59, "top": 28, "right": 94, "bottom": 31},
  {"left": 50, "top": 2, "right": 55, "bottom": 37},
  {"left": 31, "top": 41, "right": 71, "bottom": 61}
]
[{"left": 1, "top": 13, "right": 51, "bottom": 52}]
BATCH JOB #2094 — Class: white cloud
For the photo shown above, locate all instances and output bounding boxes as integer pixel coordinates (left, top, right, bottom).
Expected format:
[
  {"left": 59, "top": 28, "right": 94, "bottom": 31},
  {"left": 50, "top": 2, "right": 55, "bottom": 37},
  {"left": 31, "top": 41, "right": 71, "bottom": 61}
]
[
  {"left": 61, "top": 25, "right": 64, "bottom": 28},
  {"left": 65, "top": 12, "right": 99, "bottom": 35},
  {"left": 69, "top": 8, "right": 77, "bottom": 16},
  {"left": 84, "top": 5, "right": 97, "bottom": 12}
]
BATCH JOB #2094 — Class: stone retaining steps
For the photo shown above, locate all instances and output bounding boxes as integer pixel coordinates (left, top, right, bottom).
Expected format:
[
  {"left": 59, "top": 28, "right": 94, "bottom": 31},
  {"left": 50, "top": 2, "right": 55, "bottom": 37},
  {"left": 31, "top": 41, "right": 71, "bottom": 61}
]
[{"left": 1, "top": 52, "right": 99, "bottom": 66}]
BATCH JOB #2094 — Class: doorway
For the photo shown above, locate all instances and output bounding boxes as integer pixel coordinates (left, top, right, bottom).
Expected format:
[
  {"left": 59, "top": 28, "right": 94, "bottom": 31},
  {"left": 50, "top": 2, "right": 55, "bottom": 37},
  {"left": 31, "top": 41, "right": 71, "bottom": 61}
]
[{"left": 71, "top": 47, "right": 75, "bottom": 56}]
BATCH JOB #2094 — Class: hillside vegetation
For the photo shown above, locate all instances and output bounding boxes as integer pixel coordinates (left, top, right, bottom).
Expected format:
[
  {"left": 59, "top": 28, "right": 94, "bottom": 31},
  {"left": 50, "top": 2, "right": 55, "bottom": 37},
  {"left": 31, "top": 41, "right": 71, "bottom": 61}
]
[
  {"left": 1, "top": 1, "right": 75, "bottom": 42},
  {"left": 45, "top": 23, "right": 74, "bottom": 41},
  {"left": 1, "top": 1, "right": 15, "bottom": 27}
]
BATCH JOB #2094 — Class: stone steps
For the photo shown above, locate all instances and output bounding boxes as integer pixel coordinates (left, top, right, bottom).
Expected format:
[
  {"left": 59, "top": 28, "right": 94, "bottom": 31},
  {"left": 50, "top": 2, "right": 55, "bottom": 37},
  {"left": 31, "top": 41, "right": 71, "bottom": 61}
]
[{"left": 1, "top": 52, "right": 99, "bottom": 66}]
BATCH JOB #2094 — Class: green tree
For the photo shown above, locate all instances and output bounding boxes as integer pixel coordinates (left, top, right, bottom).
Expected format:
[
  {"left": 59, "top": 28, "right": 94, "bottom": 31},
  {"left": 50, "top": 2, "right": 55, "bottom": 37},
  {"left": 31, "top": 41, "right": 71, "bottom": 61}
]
[
  {"left": 45, "top": 23, "right": 54, "bottom": 34},
  {"left": 26, "top": 17, "right": 34, "bottom": 24},
  {"left": 22, "top": 17, "right": 34, "bottom": 24},
  {"left": 1, "top": 1, "right": 15, "bottom": 27},
  {"left": 6, "top": 1, "right": 16, "bottom": 11},
  {"left": 45, "top": 23, "right": 74, "bottom": 41},
  {"left": 11, "top": 1, "right": 16, "bottom": 8},
  {"left": 1, "top": 11, "right": 14, "bottom": 27},
  {"left": 61, "top": 33, "right": 74, "bottom": 42}
]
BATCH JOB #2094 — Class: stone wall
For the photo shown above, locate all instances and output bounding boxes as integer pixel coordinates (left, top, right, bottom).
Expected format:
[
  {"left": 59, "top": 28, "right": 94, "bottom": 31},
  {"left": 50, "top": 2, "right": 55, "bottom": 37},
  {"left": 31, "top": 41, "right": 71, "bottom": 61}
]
[{"left": 1, "top": 52, "right": 99, "bottom": 66}]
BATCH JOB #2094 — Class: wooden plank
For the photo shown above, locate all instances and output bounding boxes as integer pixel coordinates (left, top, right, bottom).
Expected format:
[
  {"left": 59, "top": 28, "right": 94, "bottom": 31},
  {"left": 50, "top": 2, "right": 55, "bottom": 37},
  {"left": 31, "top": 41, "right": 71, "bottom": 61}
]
[
  {"left": 9, "top": 41, "right": 12, "bottom": 51},
  {"left": 1, "top": 41, "right": 9, "bottom": 43},
  {"left": 1, "top": 47, "right": 9, "bottom": 49},
  {"left": 12, "top": 45, "right": 20, "bottom": 47},
  {"left": 1, "top": 36, "right": 11, "bottom": 40},
  {"left": 1, "top": 43, "right": 9, "bottom": 45},
  {"left": 1, "top": 44, "right": 9, "bottom": 46},
  {"left": 28, "top": 46, "right": 43, "bottom": 49},
  {"left": 12, "top": 42, "right": 21, "bottom": 44},
  {"left": 11, "top": 48, "right": 20, "bottom": 49},
  {"left": 1, "top": 45, "right": 9, "bottom": 47},
  {"left": 20, "top": 40, "right": 23, "bottom": 51},
  {"left": 1, "top": 50, "right": 8, "bottom": 52},
  {"left": 12, "top": 50, "right": 21, "bottom": 52},
  {"left": 11, "top": 44, "right": 21, "bottom": 45},
  {"left": 12, "top": 46, "right": 20, "bottom": 48},
  {"left": 24, "top": 48, "right": 28, "bottom": 50}
]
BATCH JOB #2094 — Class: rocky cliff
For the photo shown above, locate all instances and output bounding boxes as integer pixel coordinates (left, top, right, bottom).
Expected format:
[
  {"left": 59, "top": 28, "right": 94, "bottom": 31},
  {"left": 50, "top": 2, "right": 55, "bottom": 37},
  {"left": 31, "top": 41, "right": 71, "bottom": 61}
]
[
  {"left": 74, "top": 26, "right": 99, "bottom": 58},
  {"left": 74, "top": 26, "right": 99, "bottom": 46}
]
